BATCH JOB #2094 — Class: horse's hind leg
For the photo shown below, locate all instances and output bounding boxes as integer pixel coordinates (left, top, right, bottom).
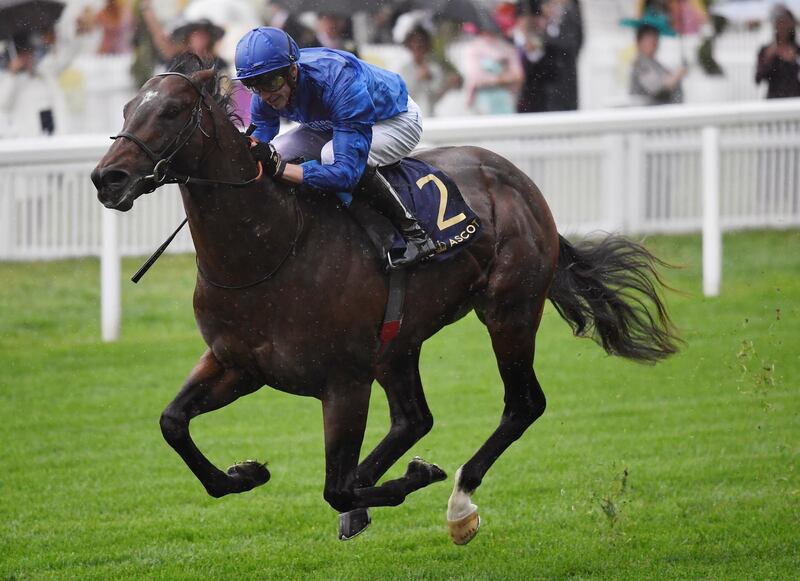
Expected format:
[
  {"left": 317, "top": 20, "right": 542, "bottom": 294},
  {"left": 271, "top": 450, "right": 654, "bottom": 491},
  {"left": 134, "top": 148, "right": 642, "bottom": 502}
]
[
  {"left": 448, "top": 296, "right": 547, "bottom": 545},
  {"left": 356, "top": 346, "right": 436, "bottom": 486},
  {"left": 336, "top": 347, "right": 441, "bottom": 539},
  {"left": 160, "top": 350, "right": 267, "bottom": 498},
  {"left": 320, "top": 366, "right": 445, "bottom": 540}
]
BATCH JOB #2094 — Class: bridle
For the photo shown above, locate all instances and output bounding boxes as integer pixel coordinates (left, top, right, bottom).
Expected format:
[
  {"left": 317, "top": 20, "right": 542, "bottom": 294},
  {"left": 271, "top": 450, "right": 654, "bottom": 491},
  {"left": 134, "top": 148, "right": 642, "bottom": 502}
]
[
  {"left": 117, "top": 71, "right": 305, "bottom": 290},
  {"left": 111, "top": 72, "right": 263, "bottom": 193}
]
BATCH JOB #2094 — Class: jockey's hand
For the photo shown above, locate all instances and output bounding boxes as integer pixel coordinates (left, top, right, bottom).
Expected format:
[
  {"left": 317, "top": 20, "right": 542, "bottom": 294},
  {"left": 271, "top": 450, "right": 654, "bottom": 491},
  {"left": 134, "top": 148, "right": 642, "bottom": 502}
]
[{"left": 250, "top": 141, "right": 287, "bottom": 179}]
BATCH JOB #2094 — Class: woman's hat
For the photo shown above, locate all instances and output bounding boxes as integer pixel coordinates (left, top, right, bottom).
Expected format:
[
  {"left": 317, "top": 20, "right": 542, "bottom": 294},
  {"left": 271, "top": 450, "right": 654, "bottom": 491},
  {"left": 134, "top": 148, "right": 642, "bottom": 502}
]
[
  {"left": 620, "top": 8, "right": 678, "bottom": 37},
  {"left": 170, "top": 18, "right": 225, "bottom": 43},
  {"left": 393, "top": 10, "right": 436, "bottom": 44}
]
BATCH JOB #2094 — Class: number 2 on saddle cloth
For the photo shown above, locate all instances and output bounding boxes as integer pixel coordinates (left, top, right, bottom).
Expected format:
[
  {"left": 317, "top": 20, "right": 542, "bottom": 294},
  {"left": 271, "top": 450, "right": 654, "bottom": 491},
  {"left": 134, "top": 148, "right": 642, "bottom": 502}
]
[{"left": 380, "top": 158, "right": 483, "bottom": 261}]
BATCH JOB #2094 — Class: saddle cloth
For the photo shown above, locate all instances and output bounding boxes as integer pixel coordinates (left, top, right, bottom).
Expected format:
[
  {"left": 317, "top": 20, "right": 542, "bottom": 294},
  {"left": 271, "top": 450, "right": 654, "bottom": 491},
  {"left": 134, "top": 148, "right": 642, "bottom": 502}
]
[{"left": 379, "top": 157, "right": 482, "bottom": 262}]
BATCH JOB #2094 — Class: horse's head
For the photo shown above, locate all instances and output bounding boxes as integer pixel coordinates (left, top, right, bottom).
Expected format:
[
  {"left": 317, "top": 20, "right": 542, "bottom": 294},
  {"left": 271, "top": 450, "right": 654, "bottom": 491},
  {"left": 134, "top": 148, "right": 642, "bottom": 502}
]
[{"left": 92, "top": 67, "right": 219, "bottom": 211}]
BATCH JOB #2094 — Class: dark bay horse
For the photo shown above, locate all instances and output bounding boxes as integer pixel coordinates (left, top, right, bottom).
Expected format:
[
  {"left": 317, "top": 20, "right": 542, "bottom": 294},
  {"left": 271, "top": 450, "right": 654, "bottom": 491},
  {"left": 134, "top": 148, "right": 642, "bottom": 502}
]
[{"left": 91, "top": 62, "right": 679, "bottom": 544}]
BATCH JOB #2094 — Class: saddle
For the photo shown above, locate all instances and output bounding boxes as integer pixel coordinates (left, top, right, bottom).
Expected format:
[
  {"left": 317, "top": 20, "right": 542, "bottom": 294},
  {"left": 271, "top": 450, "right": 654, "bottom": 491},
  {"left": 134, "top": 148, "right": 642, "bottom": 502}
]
[{"left": 347, "top": 157, "right": 483, "bottom": 267}]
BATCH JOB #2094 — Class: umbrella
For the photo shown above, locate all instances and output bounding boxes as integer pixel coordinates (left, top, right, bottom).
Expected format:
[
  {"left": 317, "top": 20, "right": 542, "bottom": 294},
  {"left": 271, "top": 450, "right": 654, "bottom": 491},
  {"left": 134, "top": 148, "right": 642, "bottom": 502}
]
[
  {"left": 620, "top": 8, "right": 678, "bottom": 37},
  {"left": 410, "top": 0, "right": 501, "bottom": 33},
  {"left": 272, "top": 0, "right": 385, "bottom": 16},
  {"left": 0, "top": 0, "right": 64, "bottom": 39}
]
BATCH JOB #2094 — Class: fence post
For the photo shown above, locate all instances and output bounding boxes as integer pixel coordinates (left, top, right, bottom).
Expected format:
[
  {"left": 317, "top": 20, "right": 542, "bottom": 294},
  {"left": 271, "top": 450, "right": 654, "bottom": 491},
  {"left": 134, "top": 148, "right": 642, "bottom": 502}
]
[
  {"left": 625, "top": 132, "right": 644, "bottom": 233},
  {"left": 101, "top": 208, "right": 121, "bottom": 342},
  {"left": 0, "top": 180, "right": 11, "bottom": 258},
  {"left": 603, "top": 133, "right": 626, "bottom": 231},
  {"left": 702, "top": 126, "right": 722, "bottom": 297}
]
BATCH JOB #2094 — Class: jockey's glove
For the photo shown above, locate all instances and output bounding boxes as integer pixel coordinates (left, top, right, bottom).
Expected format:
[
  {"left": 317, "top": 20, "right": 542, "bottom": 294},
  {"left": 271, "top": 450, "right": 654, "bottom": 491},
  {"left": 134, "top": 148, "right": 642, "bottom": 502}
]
[{"left": 250, "top": 141, "right": 287, "bottom": 179}]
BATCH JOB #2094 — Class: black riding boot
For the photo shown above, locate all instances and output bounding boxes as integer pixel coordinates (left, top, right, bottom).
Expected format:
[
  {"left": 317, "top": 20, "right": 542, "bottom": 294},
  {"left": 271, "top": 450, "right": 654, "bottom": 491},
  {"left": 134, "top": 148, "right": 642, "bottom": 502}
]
[{"left": 357, "top": 166, "right": 436, "bottom": 269}]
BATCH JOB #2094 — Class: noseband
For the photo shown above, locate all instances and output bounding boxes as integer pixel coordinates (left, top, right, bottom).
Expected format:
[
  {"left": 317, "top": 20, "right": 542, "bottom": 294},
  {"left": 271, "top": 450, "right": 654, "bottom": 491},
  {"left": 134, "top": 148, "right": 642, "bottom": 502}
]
[{"left": 111, "top": 72, "right": 262, "bottom": 193}]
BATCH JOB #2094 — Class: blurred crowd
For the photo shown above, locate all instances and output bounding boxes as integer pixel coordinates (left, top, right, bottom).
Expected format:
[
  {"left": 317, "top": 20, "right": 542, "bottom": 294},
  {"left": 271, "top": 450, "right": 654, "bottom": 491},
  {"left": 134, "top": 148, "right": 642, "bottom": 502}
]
[{"left": 1, "top": 0, "right": 799, "bottom": 138}]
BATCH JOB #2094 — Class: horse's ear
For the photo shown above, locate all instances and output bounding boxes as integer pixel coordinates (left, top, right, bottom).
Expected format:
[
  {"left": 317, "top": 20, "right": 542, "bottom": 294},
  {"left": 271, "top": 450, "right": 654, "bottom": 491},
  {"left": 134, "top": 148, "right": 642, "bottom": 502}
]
[{"left": 192, "top": 68, "right": 217, "bottom": 95}]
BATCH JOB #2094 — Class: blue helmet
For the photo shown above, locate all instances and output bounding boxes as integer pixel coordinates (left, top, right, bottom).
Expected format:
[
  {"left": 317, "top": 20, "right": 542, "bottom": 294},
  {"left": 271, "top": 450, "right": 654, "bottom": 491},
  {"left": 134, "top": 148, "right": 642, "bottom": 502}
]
[{"left": 233, "top": 27, "right": 300, "bottom": 81}]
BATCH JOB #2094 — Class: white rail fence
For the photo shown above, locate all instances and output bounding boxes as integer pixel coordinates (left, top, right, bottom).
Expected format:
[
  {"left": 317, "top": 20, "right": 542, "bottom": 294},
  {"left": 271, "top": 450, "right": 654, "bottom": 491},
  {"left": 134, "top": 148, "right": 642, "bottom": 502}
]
[
  {"left": 423, "top": 100, "right": 800, "bottom": 236},
  {"left": 2, "top": 100, "right": 800, "bottom": 339},
  {"left": 0, "top": 137, "right": 193, "bottom": 260}
]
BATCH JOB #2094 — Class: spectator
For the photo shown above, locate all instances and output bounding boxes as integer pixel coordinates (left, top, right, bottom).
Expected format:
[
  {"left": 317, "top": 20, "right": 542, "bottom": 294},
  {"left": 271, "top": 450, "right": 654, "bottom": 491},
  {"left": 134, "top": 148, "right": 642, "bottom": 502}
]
[
  {"left": 514, "top": 11, "right": 556, "bottom": 113},
  {"left": 315, "top": 13, "right": 359, "bottom": 56},
  {"left": 89, "top": 0, "right": 134, "bottom": 55},
  {"left": 140, "top": 0, "right": 228, "bottom": 71},
  {"left": 642, "top": 0, "right": 671, "bottom": 17},
  {"left": 537, "top": 0, "right": 583, "bottom": 111},
  {"left": 130, "top": 0, "right": 163, "bottom": 88},
  {"left": 629, "top": 24, "right": 687, "bottom": 105},
  {"left": 494, "top": 1, "right": 520, "bottom": 39},
  {"left": 265, "top": 1, "right": 320, "bottom": 49},
  {"left": 462, "top": 27, "right": 524, "bottom": 115},
  {"left": 395, "top": 13, "right": 462, "bottom": 117},
  {"left": 755, "top": 6, "right": 800, "bottom": 99},
  {"left": 670, "top": 0, "right": 707, "bottom": 35},
  {"left": 0, "top": 26, "right": 90, "bottom": 138},
  {"left": 369, "top": 3, "right": 409, "bottom": 44}
]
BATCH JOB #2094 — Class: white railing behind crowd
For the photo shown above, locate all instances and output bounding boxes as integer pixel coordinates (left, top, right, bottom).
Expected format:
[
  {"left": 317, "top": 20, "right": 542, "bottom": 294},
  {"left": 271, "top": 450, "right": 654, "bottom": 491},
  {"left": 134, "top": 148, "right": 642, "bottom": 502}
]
[{"left": 2, "top": 100, "right": 800, "bottom": 257}]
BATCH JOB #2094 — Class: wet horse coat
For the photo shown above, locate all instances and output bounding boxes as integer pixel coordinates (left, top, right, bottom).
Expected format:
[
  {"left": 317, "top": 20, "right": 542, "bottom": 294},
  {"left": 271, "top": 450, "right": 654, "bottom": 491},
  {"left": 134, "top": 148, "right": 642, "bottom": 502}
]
[{"left": 91, "top": 64, "right": 678, "bottom": 543}]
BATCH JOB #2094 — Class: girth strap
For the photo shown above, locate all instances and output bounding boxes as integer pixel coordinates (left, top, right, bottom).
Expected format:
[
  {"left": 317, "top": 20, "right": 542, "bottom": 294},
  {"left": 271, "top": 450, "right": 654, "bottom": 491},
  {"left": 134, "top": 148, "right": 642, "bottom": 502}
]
[{"left": 378, "top": 268, "right": 407, "bottom": 357}]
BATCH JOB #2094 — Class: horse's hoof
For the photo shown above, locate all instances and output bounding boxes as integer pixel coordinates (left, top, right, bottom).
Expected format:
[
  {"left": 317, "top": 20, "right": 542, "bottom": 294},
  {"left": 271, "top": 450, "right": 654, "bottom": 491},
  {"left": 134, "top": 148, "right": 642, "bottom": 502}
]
[
  {"left": 226, "top": 460, "right": 270, "bottom": 493},
  {"left": 338, "top": 508, "right": 371, "bottom": 541},
  {"left": 448, "top": 508, "right": 481, "bottom": 545},
  {"left": 407, "top": 456, "right": 448, "bottom": 484}
]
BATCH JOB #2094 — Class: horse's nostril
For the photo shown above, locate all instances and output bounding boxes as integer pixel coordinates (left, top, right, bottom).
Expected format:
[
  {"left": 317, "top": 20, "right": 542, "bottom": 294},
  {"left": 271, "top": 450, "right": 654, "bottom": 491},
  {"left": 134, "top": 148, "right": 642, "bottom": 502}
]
[
  {"left": 105, "top": 169, "right": 130, "bottom": 189},
  {"left": 92, "top": 167, "right": 130, "bottom": 192}
]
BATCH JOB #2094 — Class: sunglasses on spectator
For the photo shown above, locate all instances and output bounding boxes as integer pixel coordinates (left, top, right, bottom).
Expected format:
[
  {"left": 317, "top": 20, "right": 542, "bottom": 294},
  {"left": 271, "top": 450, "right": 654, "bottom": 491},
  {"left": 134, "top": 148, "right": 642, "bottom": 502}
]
[{"left": 244, "top": 73, "right": 288, "bottom": 94}]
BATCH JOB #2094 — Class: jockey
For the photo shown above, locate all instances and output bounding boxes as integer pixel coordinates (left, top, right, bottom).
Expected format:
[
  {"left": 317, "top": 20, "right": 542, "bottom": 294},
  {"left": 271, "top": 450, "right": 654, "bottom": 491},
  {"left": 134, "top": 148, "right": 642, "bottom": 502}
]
[{"left": 233, "top": 26, "right": 436, "bottom": 268}]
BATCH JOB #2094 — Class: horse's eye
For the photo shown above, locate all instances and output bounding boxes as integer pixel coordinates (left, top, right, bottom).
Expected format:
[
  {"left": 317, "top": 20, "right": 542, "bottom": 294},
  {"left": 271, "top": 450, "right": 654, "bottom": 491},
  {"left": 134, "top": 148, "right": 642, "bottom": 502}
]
[{"left": 162, "top": 106, "right": 181, "bottom": 119}]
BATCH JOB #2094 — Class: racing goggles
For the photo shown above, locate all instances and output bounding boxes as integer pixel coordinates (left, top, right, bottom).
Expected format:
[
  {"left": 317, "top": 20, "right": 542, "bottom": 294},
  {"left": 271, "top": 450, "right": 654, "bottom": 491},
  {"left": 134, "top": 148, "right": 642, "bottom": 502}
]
[{"left": 243, "top": 70, "right": 289, "bottom": 94}]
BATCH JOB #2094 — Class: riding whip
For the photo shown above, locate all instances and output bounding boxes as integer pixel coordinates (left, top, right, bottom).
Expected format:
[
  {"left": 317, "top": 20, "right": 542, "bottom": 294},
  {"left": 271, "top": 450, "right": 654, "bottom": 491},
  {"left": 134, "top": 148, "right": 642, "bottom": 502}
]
[{"left": 131, "top": 218, "right": 188, "bottom": 283}]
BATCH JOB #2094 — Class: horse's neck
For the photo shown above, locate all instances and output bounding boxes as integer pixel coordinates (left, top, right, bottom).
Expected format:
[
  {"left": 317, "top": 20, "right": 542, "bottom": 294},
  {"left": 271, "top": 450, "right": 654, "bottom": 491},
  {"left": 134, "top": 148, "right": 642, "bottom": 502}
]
[{"left": 181, "top": 128, "right": 297, "bottom": 279}]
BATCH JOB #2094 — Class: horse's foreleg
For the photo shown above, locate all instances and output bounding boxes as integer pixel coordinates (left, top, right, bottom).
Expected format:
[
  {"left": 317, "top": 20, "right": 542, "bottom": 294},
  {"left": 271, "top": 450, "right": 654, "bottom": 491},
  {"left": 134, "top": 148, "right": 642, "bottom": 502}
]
[
  {"left": 355, "top": 346, "right": 435, "bottom": 487},
  {"left": 160, "top": 350, "right": 266, "bottom": 498},
  {"left": 448, "top": 303, "right": 546, "bottom": 545}
]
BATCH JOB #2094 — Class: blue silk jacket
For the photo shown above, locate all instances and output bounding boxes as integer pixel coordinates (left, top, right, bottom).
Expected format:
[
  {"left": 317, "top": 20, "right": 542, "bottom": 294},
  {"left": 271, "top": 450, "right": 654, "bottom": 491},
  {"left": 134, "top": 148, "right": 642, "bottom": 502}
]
[{"left": 250, "top": 47, "right": 409, "bottom": 191}]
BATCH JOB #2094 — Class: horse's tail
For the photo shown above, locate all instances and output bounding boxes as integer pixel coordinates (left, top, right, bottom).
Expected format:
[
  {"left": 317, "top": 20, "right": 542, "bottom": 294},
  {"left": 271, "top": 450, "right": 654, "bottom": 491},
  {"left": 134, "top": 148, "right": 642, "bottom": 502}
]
[{"left": 547, "top": 234, "right": 680, "bottom": 364}]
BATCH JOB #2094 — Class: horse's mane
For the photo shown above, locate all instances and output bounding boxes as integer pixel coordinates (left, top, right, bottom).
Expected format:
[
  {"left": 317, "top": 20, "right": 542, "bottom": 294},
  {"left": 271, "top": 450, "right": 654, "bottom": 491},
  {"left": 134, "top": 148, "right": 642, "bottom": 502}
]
[{"left": 168, "top": 53, "right": 244, "bottom": 127}]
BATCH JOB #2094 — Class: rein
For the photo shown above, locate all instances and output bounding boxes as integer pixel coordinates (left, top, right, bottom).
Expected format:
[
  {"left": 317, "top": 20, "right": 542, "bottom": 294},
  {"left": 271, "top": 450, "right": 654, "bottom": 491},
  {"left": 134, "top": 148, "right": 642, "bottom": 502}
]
[
  {"left": 111, "top": 72, "right": 263, "bottom": 193},
  {"left": 119, "top": 71, "right": 301, "bottom": 288},
  {"left": 195, "top": 198, "right": 305, "bottom": 290}
]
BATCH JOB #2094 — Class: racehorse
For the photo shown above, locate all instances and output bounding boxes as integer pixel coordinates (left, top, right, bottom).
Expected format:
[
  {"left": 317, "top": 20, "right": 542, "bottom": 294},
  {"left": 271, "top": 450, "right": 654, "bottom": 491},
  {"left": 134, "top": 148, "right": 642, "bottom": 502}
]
[{"left": 91, "top": 58, "right": 679, "bottom": 544}]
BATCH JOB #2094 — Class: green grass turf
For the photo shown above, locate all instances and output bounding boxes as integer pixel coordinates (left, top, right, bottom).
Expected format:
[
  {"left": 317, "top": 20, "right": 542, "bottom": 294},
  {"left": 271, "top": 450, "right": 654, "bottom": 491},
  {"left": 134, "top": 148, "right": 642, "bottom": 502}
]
[{"left": 1, "top": 230, "right": 798, "bottom": 580}]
